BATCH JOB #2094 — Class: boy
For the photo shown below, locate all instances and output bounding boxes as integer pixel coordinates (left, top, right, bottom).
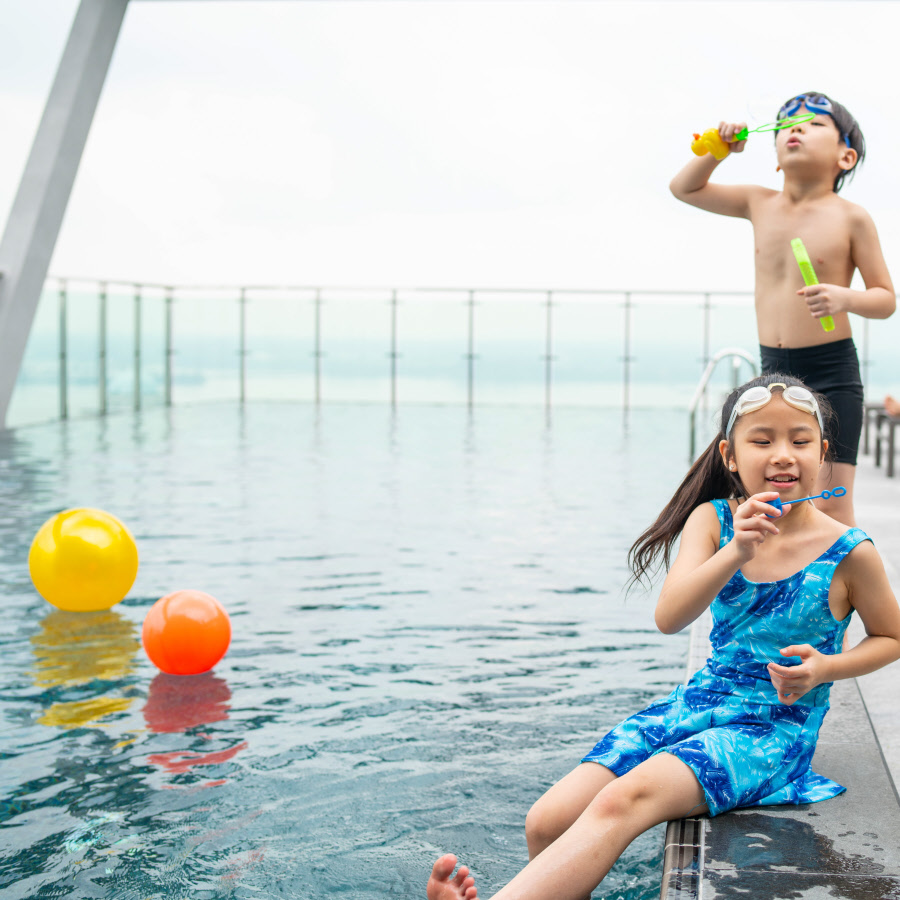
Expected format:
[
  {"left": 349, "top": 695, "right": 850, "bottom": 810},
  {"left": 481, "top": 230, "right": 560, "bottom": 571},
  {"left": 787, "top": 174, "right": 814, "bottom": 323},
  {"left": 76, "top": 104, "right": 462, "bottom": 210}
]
[{"left": 670, "top": 92, "right": 895, "bottom": 526}]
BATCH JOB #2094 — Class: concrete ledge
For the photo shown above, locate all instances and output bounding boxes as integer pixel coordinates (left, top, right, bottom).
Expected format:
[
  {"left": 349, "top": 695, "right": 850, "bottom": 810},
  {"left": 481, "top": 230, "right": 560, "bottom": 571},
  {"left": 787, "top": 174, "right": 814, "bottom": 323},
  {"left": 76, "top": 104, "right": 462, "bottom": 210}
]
[
  {"left": 660, "top": 607, "right": 710, "bottom": 900},
  {"left": 661, "top": 593, "right": 900, "bottom": 899}
]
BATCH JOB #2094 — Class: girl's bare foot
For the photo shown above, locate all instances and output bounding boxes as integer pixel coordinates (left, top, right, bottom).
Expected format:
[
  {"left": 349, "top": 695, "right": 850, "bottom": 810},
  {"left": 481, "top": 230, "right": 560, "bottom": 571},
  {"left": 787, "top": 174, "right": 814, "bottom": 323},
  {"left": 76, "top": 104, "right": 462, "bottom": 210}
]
[
  {"left": 886, "top": 395, "right": 900, "bottom": 418},
  {"left": 426, "top": 854, "right": 478, "bottom": 899}
]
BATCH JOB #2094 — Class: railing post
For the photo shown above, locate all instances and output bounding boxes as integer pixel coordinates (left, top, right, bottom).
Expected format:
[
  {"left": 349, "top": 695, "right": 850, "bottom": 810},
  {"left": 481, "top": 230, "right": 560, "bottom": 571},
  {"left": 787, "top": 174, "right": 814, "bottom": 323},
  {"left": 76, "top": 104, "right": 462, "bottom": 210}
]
[
  {"left": 98, "top": 281, "right": 107, "bottom": 415},
  {"left": 133, "top": 284, "right": 142, "bottom": 411},
  {"left": 689, "top": 407, "right": 697, "bottom": 463},
  {"left": 314, "top": 288, "right": 322, "bottom": 404},
  {"left": 389, "top": 289, "right": 398, "bottom": 408},
  {"left": 466, "top": 290, "right": 475, "bottom": 409},
  {"left": 164, "top": 286, "right": 173, "bottom": 407},
  {"left": 731, "top": 356, "right": 742, "bottom": 391},
  {"left": 622, "top": 291, "right": 632, "bottom": 415},
  {"left": 544, "top": 290, "right": 553, "bottom": 412},
  {"left": 58, "top": 279, "right": 68, "bottom": 420},
  {"left": 239, "top": 287, "right": 247, "bottom": 405},
  {"left": 700, "top": 292, "right": 711, "bottom": 421},
  {"left": 702, "top": 292, "right": 711, "bottom": 369}
]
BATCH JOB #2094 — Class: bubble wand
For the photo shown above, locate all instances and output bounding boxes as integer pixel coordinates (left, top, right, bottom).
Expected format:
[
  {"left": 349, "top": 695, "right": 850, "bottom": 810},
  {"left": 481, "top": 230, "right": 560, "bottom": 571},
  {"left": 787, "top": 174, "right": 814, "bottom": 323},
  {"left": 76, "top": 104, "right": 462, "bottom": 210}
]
[
  {"left": 733, "top": 113, "right": 814, "bottom": 141},
  {"left": 691, "top": 113, "right": 815, "bottom": 160},
  {"left": 791, "top": 238, "right": 835, "bottom": 332},
  {"left": 767, "top": 486, "right": 846, "bottom": 517}
]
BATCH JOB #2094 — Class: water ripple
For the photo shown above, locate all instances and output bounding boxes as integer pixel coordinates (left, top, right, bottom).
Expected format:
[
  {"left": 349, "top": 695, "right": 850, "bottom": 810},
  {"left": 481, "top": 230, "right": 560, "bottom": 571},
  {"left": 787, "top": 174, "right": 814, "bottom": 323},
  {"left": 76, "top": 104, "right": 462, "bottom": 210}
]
[{"left": 0, "top": 405, "right": 688, "bottom": 899}]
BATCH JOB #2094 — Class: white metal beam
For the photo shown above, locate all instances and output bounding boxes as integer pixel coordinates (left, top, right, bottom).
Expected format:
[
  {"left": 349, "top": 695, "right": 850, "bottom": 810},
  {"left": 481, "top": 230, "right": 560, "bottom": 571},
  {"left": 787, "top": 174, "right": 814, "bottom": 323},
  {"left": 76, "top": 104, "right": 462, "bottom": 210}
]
[{"left": 0, "top": 0, "right": 129, "bottom": 428}]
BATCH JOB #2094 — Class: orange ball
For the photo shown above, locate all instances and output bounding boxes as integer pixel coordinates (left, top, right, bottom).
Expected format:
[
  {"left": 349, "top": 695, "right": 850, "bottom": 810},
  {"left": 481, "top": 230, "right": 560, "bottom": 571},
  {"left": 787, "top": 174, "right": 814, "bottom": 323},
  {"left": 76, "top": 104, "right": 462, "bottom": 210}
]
[{"left": 142, "top": 590, "right": 231, "bottom": 675}]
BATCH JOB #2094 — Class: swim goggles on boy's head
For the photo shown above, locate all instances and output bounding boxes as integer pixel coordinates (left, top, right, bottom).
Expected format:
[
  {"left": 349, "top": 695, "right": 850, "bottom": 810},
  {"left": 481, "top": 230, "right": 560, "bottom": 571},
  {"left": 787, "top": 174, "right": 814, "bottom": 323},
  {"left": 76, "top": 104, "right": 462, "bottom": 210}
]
[
  {"left": 725, "top": 383, "right": 824, "bottom": 436},
  {"left": 777, "top": 93, "right": 851, "bottom": 147}
]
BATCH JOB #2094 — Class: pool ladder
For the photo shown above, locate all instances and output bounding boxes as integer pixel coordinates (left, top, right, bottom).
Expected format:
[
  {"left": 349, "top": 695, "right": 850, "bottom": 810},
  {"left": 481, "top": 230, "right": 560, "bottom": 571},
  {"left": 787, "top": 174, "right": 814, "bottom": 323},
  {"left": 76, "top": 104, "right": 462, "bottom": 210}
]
[{"left": 688, "top": 348, "right": 759, "bottom": 462}]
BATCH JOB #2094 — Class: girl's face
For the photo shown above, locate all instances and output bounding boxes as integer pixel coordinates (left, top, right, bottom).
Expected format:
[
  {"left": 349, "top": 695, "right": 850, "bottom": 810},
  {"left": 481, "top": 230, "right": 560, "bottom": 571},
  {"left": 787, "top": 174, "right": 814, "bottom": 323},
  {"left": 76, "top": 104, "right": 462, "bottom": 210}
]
[{"left": 724, "top": 395, "right": 827, "bottom": 501}]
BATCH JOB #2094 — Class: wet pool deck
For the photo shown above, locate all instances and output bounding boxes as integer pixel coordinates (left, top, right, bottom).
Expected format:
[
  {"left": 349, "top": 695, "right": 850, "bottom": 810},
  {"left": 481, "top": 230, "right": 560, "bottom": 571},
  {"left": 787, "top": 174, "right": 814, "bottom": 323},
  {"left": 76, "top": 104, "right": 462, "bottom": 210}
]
[{"left": 660, "top": 450, "right": 900, "bottom": 900}]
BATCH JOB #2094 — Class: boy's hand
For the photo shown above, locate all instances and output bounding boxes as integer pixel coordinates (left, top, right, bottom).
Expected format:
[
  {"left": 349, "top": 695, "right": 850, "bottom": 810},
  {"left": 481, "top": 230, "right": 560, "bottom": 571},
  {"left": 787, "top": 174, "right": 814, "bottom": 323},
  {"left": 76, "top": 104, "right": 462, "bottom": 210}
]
[
  {"left": 767, "top": 644, "right": 832, "bottom": 705},
  {"left": 798, "top": 283, "right": 852, "bottom": 319},
  {"left": 718, "top": 121, "right": 748, "bottom": 154},
  {"left": 730, "top": 492, "right": 787, "bottom": 561}
]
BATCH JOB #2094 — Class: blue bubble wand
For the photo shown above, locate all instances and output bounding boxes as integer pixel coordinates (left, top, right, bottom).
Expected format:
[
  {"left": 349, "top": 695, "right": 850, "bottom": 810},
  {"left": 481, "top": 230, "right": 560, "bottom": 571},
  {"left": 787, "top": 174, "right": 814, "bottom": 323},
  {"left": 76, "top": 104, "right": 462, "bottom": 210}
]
[{"left": 767, "top": 486, "right": 846, "bottom": 516}]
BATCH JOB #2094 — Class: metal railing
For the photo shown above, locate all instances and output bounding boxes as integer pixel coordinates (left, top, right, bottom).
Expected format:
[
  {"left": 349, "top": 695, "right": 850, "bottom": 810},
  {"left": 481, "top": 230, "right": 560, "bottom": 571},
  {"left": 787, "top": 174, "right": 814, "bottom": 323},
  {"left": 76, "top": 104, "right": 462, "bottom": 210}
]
[
  {"left": 10, "top": 277, "right": 890, "bottom": 431},
  {"left": 688, "top": 348, "right": 759, "bottom": 462}
]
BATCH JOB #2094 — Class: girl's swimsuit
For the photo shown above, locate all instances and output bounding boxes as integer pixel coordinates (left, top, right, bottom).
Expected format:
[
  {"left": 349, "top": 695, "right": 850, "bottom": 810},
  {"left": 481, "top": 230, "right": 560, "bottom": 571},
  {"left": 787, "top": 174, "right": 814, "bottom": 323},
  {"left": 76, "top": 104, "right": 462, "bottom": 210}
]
[{"left": 582, "top": 499, "right": 870, "bottom": 816}]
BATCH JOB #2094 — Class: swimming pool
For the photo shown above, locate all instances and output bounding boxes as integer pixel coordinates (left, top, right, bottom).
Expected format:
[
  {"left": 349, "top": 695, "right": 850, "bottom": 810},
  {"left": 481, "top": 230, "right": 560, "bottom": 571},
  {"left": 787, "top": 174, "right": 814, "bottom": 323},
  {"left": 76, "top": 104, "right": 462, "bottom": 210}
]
[{"left": 0, "top": 403, "right": 690, "bottom": 899}]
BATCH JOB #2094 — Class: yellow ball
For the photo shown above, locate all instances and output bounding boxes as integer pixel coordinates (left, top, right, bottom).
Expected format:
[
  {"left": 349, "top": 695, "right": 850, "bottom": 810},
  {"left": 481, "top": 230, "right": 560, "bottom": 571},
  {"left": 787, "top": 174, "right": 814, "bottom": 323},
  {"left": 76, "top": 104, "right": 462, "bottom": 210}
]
[{"left": 29, "top": 508, "right": 139, "bottom": 612}]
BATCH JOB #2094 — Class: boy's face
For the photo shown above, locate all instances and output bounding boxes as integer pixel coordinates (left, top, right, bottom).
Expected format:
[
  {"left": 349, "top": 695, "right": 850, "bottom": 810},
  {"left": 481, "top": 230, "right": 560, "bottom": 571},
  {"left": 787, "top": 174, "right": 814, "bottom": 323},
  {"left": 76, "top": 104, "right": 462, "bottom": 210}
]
[{"left": 775, "top": 103, "right": 856, "bottom": 177}]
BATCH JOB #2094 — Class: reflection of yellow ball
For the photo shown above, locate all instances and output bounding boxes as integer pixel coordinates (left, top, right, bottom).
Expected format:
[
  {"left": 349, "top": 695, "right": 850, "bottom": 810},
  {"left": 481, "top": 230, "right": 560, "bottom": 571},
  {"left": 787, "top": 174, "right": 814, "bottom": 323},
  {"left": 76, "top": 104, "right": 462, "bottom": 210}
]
[{"left": 28, "top": 508, "right": 139, "bottom": 612}]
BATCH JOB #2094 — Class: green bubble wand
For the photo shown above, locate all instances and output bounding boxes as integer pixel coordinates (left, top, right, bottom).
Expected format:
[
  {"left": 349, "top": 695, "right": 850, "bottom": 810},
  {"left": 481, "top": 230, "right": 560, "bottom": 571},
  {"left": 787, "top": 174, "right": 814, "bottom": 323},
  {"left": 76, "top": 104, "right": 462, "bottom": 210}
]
[
  {"left": 791, "top": 238, "right": 835, "bottom": 332},
  {"left": 734, "top": 112, "right": 814, "bottom": 142}
]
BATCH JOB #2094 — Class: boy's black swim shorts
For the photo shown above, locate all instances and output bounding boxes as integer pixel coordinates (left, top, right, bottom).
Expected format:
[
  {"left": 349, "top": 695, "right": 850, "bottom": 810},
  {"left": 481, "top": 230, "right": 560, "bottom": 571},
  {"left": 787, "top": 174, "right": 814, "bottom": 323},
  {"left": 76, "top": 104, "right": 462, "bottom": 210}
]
[{"left": 760, "top": 338, "right": 864, "bottom": 466}]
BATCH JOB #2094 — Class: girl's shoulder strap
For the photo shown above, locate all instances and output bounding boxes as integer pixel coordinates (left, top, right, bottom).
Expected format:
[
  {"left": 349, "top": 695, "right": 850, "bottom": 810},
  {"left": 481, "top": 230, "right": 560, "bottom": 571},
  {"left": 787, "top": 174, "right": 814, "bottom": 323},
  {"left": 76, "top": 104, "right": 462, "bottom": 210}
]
[
  {"left": 805, "top": 526, "right": 873, "bottom": 577},
  {"left": 709, "top": 498, "right": 734, "bottom": 549},
  {"left": 828, "top": 526, "right": 873, "bottom": 564}
]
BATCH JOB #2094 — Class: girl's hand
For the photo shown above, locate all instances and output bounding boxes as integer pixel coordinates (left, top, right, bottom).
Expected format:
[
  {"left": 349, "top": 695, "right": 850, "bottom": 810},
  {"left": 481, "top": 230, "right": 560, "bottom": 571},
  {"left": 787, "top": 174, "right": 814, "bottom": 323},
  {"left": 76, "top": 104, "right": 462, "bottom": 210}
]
[
  {"left": 718, "top": 121, "right": 748, "bottom": 153},
  {"left": 767, "top": 645, "right": 832, "bottom": 705},
  {"left": 731, "top": 492, "right": 787, "bottom": 562},
  {"left": 798, "top": 283, "right": 852, "bottom": 319}
]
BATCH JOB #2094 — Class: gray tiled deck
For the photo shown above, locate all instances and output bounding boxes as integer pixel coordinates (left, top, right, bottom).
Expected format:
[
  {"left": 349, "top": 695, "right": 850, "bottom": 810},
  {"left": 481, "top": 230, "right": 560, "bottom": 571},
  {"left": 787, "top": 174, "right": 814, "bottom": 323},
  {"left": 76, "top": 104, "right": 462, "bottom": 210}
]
[
  {"left": 660, "top": 451, "right": 900, "bottom": 900},
  {"left": 853, "top": 449, "right": 900, "bottom": 786}
]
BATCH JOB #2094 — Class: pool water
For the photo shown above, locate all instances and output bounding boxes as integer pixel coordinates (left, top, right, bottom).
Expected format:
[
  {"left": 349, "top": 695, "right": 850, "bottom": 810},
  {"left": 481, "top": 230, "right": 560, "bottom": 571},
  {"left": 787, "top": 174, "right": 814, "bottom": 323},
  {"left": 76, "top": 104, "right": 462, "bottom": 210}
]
[{"left": 0, "top": 403, "right": 690, "bottom": 899}]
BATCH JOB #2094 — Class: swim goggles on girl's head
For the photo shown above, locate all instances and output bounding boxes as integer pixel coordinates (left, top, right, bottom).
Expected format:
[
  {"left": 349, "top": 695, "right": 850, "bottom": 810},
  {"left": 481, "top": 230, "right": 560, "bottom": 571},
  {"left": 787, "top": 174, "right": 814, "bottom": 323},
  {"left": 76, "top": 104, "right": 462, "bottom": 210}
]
[
  {"left": 777, "top": 93, "right": 851, "bottom": 147},
  {"left": 725, "top": 383, "right": 824, "bottom": 436}
]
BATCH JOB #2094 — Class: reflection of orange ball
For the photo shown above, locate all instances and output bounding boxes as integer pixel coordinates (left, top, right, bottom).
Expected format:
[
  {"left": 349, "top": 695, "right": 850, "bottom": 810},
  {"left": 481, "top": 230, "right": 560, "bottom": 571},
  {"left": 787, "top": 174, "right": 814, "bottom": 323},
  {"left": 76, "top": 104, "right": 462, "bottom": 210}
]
[
  {"left": 142, "top": 590, "right": 231, "bottom": 675},
  {"left": 143, "top": 672, "right": 231, "bottom": 732}
]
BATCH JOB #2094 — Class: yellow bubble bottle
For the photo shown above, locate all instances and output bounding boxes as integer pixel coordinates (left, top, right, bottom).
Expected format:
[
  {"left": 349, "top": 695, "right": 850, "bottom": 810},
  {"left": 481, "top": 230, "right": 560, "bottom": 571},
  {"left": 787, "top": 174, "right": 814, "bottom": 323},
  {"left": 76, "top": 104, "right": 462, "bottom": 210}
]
[{"left": 691, "top": 128, "right": 730, "bottom": 160}]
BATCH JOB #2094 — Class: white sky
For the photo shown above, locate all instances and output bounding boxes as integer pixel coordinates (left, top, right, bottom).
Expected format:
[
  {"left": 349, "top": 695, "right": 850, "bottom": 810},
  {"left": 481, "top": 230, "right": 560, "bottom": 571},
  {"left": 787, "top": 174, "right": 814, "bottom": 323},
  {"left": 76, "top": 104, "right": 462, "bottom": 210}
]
[{"left": 3, "top": 0, "right": 900, "bottom": 292}]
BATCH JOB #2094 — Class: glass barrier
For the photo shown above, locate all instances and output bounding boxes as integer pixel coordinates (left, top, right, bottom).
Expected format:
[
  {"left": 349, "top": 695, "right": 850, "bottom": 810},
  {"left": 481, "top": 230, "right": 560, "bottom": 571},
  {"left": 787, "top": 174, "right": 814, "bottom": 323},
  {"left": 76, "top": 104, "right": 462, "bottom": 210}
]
[{"left": 8, "top": 279, "right": 897, "bottom": 429}]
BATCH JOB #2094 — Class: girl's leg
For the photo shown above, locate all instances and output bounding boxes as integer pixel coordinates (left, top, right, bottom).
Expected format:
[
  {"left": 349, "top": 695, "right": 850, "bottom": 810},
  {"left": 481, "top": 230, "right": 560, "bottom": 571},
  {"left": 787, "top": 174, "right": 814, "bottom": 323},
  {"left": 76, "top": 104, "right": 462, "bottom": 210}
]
[
  {"left": 427, "top": 856, "right": 478, "bottom": 900},
  {"left": 525, "top": 762, "right": 617, "bottom": 860},
  {"left": 428, "top": 752, "right": 707, "bottom": 900}
]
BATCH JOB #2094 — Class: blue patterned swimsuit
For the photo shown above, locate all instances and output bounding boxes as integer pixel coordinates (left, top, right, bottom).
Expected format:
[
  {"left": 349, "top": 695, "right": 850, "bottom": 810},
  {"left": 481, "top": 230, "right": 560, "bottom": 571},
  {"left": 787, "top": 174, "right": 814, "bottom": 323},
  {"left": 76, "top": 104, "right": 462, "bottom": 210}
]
[{"left": 583, "top": 499, "right": 871, "bottom": 817}]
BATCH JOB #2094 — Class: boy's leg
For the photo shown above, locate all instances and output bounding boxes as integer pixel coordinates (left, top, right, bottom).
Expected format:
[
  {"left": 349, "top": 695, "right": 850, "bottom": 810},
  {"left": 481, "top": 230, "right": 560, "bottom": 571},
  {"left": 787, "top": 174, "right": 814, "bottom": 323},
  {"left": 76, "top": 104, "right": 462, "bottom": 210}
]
[
  {"left": 819, "top": 463, "right": 856, "bottom": 648},
  {"left": 816, "top": 462, "right": 856, "bottom": 527},
  {"left": 488, "top": 752, "right": 706, "bottom": 900},
  {"left": 525, "top": 762, "right": 618, "bottom": 859}
]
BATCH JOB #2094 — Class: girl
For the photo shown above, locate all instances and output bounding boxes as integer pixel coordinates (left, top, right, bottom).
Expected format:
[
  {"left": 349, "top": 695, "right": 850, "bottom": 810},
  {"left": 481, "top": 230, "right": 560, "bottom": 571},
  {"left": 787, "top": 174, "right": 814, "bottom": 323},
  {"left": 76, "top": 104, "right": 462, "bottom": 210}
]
[{"left": 427, "top": 373, "right": 900, "bottom": 900}]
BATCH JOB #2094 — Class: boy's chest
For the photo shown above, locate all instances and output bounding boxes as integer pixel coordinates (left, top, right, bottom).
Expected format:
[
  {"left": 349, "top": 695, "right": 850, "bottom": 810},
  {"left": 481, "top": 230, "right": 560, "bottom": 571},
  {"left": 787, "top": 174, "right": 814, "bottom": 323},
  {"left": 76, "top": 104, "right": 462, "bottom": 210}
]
[{"left": 752, "top": 204, "right": 852, "bottom": 283}]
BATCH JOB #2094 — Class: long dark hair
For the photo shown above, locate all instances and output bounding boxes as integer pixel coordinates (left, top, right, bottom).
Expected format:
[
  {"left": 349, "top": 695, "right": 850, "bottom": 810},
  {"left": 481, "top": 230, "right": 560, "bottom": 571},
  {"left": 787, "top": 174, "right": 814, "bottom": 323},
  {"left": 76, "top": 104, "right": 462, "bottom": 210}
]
[{"left": 627, "top": 373, "right": 833, "bottom": 590}]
